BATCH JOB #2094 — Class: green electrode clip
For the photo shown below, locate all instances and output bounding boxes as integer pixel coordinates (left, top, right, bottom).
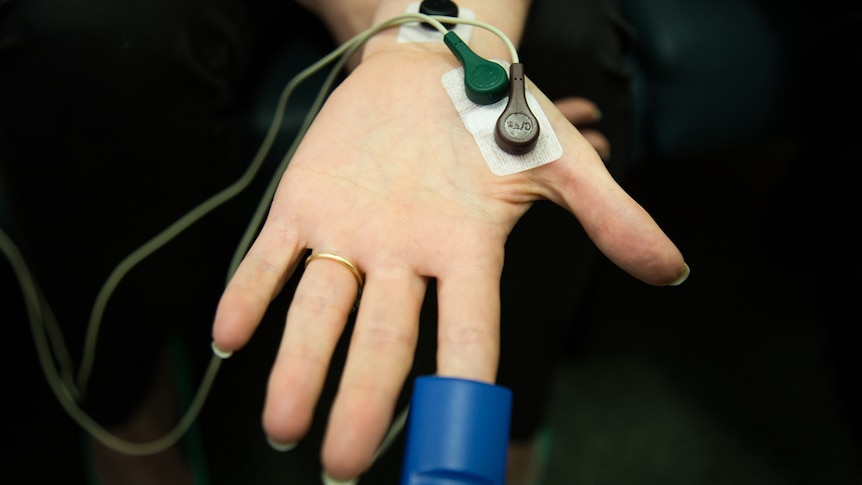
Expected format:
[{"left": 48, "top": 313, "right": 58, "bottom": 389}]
[{"left": 443, "top": 31, "right": 508, "bottom": 105}]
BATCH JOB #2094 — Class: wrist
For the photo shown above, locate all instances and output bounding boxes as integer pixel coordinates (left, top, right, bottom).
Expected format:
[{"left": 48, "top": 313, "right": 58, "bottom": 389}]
[
  {"left": 361, "top": 1, "right": 527, "bottom": 66},
  {"left": 304, "top": 0, "right": 530, "bottom": 72}
]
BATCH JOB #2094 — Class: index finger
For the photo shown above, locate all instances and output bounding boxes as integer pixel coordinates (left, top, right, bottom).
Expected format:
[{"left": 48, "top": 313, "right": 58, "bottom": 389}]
[
  {"left": 212, "top": 222, "right": 305, "bottom": 353},
  {"left": 435, "top": 256, "right": 504, "bottom": 383}
]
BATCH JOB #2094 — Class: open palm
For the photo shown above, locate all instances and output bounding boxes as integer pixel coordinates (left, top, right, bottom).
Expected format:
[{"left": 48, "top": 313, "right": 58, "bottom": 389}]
[{"left": 213, "top": 48, "right": 686, "bottom": 480}]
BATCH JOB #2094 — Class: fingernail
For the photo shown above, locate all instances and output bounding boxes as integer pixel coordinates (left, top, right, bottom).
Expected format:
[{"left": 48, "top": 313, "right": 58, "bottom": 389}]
[
  {"left": 322, "top": 471, "right": 358, "bottom": 485},
  {"left": 266, "top": 436, "right": 297, "bottom": 452},
  {"left": 593, "top": 107, "right": 603, "bottom": 122},
  {"left": 211, "top": 341, "right": 233, "bottom": 359},
  {"left": 669, "top": 263, "right": 691, "bottom": 287}
]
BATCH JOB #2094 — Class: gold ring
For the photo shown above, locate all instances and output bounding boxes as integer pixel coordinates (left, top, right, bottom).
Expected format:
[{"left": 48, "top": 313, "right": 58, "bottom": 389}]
[{"left": 305, "top": 252, "right": 364, "bottom": 302}]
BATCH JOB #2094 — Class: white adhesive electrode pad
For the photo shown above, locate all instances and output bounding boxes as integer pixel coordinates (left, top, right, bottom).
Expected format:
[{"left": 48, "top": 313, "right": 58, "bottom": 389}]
[
  {"left": 398, "top": 2, "right": 475, "bottom": 43},
  {"left": 442, "top": 66, "right": 563, "bottom": 176}
]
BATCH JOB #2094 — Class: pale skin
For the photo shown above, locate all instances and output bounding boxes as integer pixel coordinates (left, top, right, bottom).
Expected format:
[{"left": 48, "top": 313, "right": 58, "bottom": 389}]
[{"left": 212, "top": 0, "right": 687, "bottom": 481}]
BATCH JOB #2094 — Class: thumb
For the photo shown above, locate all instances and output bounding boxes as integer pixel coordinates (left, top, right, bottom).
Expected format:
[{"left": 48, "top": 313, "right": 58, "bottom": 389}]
[{"left": 535, "top": 92, "right": 688, "bottom": 286}]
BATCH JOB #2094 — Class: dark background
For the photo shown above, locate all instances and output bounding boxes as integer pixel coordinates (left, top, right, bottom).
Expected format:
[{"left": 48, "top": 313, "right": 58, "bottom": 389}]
[{"left": 2, "top": 0, "right": 860, "bottom": 483}]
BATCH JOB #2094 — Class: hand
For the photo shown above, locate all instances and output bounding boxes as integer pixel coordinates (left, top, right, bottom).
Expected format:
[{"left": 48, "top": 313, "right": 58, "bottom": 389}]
[
  {"left": 554, "top": 96, "right": 611, "bottom": 160},
  {"left": 212, "top": 47, "right": 686, "bottom": 481}
]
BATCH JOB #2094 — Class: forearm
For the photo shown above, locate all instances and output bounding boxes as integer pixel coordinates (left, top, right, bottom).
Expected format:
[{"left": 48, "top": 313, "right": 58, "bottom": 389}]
[{"left": 298, "top": 0, "right": 532, "bottom": 62}]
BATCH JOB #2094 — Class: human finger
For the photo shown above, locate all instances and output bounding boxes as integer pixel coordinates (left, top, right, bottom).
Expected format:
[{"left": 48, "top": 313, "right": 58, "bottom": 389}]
[
  {"left": 553, "top": 97, "right": 610, "bottom": 159},
  {"left": 580, "top": 128, "right": 611, "bottom": 161},
  {"left": 553, "top": 96, "right": 602, "bottom": 126},
  {"left": 321, "top": 264, "right": 426, "bottom": 480},
  {"left": 434, "top": 255, "right": 503, "bottom": 383},
  {"left": 212, "top": 225, "right": 304, "bottom": 353},
  {"left": 536, "top": 93, "right": 688, "bottom": 286},
  {"left": 261, "top": 251, "right": 362, "bottom": 447}
]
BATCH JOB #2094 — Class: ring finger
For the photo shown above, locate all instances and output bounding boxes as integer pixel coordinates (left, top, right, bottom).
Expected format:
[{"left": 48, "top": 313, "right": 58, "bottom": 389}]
[
  {"left": 322, "top": 263, "right": 427, "bottom": 479},
  {"left": 262, "top": 249, "right": 363, "bottom": 446}
]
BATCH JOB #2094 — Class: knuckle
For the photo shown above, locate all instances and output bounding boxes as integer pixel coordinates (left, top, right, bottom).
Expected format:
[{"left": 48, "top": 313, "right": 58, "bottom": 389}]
[
  {"left": 292, "top": 290, "right": 349, "bottom": 316},
  {"left": 440, "top": 325, "right": 495, "bottom": 351},
  {"left": 357, "top": 325, "right": 415, "bottom": 354}
]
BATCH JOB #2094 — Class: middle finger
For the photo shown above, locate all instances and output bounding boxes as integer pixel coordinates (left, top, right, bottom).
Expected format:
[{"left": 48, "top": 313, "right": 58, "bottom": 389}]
[
  {"left": 322, "top": 263, "right": 427, "bottom": 479},
  {"left": 262, "top": 250, "right": 362, "bottom": 446}
]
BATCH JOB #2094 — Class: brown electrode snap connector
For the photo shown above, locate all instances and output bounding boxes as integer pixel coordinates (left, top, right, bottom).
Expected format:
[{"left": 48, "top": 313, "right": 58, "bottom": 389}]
[{"left": 494, "top": 63, "right": 539, "bottom": 155}]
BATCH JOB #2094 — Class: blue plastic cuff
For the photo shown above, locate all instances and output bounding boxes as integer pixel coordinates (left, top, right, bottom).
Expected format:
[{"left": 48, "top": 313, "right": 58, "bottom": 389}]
[{"left": 401, "top": 375, "right": 513, "bottom": 485}]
